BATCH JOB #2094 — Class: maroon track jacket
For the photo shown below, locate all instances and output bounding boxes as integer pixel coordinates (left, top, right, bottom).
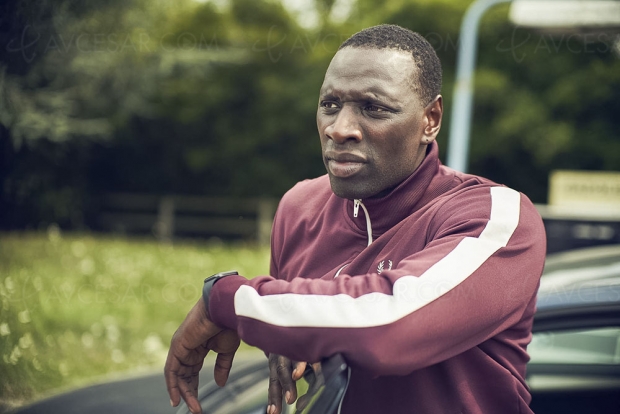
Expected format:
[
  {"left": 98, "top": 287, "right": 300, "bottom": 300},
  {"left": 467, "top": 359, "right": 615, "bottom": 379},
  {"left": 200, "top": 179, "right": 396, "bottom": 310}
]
[{"left": 210, "top": 142, "right": 546, "bottom": 413}]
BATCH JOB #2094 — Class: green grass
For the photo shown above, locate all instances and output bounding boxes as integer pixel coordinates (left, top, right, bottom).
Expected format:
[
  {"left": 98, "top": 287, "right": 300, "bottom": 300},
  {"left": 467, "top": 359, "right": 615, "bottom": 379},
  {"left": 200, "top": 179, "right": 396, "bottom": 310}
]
[{"left": 0, "top": 231, "right": 270, "bottom": 407}]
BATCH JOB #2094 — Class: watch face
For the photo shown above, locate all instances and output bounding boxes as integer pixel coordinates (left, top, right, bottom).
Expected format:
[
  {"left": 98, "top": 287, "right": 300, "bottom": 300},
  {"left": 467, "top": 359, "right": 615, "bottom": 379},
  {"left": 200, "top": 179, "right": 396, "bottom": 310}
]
[
  {"left": 216, "top": 270, "right": 239, "bottom": 278},
  {"left": 205, "top": 270, "right": 238, "bottom": 283}
]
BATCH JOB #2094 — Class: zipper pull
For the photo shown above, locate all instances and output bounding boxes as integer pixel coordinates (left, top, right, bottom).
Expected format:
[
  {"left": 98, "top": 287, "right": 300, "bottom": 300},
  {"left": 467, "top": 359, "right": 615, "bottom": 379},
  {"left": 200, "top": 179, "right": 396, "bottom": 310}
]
[{"left": 353, "top": 199, "right": 360, "bottom": 218}]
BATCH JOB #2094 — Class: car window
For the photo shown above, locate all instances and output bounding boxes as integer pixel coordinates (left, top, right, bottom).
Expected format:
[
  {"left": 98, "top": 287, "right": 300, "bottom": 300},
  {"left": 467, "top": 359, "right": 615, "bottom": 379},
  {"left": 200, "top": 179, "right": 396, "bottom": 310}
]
[
  {"left": 529, "top": 327, "right": 620, "bottom": 364},
  {"left": 205, "top": 373, "right": 320, "bottom": 414},
  {"left": 207, "top": 379, "right": 268, "bottom": 414}
]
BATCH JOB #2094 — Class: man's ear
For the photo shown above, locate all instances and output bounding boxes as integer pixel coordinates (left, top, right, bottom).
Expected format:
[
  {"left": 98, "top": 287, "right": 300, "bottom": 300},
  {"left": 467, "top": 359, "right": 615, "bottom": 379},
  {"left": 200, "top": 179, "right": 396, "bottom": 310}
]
[{"left": 422, "top": 95, "right": 443, "bottom": 144}]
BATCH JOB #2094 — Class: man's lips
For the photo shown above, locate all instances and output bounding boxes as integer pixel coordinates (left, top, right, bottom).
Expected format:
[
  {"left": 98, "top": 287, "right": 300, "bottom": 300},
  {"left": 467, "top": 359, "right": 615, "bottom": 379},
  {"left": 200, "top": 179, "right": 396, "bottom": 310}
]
[{"left": 324, "top": 151, "right": 367, "bottom": 178}]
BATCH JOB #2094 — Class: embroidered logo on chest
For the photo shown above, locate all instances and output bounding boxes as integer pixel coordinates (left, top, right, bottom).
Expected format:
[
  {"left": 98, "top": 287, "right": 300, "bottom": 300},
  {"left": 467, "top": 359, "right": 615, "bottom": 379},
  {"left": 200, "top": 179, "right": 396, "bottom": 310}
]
[{"left": 377, "top": 260, "right": 393, "bottom": 274}]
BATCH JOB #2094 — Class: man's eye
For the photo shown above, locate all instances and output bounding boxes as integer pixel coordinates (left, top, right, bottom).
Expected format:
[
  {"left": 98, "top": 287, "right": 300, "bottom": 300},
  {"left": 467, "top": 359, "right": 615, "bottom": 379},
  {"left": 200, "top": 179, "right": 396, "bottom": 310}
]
[
  {"left": 321, "top": 101, "right": 338, "bottom": 109},
  {"left": 365, "top": 104, "right": 386, "bottom": 112}
]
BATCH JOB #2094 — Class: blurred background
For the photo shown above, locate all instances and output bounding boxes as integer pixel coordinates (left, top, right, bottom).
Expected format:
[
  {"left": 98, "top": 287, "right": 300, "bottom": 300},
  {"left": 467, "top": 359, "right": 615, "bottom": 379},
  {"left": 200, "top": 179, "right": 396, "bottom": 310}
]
[{"left": 1, "top": 0, "right": 619, "bottom": 410}]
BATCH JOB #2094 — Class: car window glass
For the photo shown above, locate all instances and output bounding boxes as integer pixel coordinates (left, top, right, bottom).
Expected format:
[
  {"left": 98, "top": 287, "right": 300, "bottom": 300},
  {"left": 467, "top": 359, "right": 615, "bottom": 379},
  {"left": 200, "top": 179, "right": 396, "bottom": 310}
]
[
  {"left": 208, "top": 379, "right": 268, "bottom": 414},
  {"left": 296, "top": 375, "right": 327, "bottom": 414},
  {"left": 194, "top": 366, "right": 291, "bottom": 414},
  {"left": 529, "top": 327, "right": 620, "bottom": 364},
  {"left": 206, "top": 375, "right": 325, "bottom": 414}
]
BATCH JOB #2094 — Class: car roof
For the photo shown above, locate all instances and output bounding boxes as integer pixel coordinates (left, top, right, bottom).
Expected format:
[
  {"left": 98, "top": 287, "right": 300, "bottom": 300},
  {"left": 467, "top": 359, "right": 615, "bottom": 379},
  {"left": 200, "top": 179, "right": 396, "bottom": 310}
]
[
  {"left": 537, "top": 244, "right": 620, "bottom": 312},
  {"left": 543, "top": 244, "right": 620, "bottom": 274},
  {"left": 540, "top": 245, "right": 620, "bottom": 291}
]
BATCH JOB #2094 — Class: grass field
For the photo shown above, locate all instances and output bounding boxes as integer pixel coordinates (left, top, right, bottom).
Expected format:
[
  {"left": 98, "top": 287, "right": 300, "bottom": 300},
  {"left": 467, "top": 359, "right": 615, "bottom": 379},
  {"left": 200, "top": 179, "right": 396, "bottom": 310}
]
[{"left": 0, "top": 230, "right": 270, "bottom": 408}]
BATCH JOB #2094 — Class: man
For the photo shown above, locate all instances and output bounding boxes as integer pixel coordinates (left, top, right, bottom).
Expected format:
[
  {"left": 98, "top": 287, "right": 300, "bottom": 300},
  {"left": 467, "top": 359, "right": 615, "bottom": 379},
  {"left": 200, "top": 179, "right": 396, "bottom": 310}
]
[{"left": 165, "top": 24, "right": 546, "bottom": 414}]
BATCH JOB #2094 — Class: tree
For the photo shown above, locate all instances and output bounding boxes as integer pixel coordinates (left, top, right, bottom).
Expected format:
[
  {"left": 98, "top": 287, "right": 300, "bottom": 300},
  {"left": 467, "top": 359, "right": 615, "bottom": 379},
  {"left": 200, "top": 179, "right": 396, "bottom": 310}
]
[{"left": 2, "top": 0, "right": 619, "bottom": 231}]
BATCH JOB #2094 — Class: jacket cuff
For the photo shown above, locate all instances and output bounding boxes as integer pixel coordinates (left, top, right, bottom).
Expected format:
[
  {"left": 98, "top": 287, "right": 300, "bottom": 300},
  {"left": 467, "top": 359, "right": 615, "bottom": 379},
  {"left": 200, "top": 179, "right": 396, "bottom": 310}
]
[{"left": 209, "top": 274, "right": 247, "bottom": 331}]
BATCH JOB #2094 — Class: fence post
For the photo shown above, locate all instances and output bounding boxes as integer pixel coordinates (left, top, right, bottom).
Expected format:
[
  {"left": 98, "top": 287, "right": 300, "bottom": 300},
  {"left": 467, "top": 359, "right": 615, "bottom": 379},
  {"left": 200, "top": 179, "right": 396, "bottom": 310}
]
[
  {"left": 155, "top": 196, "right": 175, "bottom": 243},
  {"left": 257, "top": 198, "right": 277, "bottom": 246}
]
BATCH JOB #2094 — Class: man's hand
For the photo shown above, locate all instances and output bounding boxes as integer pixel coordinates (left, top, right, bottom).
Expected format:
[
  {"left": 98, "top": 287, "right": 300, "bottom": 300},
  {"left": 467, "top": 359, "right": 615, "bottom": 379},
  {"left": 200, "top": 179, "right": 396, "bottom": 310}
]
[
  {"left": 165, "top": 298, "right": 240, "bottom": 414},
  {"left": 267, "top": 354, "right": 324, "bottom": 414}
]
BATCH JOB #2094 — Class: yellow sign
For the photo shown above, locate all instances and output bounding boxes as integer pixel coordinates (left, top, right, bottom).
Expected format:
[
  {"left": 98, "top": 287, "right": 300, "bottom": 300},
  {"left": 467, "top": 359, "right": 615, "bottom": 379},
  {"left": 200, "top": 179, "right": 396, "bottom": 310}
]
[{"left": 549, "top": 170, "right": 620, "bottom": 210}]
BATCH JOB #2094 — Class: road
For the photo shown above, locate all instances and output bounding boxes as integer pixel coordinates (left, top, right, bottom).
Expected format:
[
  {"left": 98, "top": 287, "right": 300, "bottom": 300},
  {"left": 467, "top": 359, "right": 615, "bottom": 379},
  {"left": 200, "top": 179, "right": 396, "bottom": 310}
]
[{"left": 11, "top": 353, "right": 265, "bottom": 414}]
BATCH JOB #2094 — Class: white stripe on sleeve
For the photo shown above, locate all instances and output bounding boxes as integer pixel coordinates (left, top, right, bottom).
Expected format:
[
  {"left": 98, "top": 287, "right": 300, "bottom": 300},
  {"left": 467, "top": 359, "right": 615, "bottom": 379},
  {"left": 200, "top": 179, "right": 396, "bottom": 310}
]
[{"left": 234, "top": 187, "right": 521, "bottom": 328}]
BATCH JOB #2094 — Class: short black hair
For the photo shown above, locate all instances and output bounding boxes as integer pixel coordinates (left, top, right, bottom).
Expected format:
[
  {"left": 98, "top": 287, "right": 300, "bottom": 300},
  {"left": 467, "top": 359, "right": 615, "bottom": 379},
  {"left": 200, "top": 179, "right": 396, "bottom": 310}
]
[{"left": 339, "top": 24, "right": 442, "bottom": 106}]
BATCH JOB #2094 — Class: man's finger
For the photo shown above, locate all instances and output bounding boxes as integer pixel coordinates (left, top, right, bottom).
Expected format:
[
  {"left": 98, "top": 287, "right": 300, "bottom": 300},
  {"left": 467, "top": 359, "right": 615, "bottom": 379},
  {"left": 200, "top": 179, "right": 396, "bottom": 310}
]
[
  {"left": 164, "top": 353, "right": 187, "bottom": 407},
  {"left": 214, "top": 350, "right": 236, "bottom": 387},
  {"left": 171, "top": 363, "right": 202, "bottom": 414},
  {"left": 275, "top": 355, "right": 297, "bottom": 403},
  {"left": 208, "top": 329, "right": 240, "bottom": 386},
  {"left": 267, "top": 365, "right": 283, "bottom": 414},
  {"left": 291, "top": 361, "right": 307, "bottom": 381},
  {"left": 180, "top": 395, "right": 201, "bottom": 414}
]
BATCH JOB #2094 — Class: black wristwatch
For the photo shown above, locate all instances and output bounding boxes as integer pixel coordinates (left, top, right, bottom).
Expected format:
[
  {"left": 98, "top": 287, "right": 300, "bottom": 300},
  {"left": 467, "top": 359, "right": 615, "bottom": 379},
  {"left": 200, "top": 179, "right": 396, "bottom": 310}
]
[{"left": 203, "top": 270, "right": 238, "bottom": 313}]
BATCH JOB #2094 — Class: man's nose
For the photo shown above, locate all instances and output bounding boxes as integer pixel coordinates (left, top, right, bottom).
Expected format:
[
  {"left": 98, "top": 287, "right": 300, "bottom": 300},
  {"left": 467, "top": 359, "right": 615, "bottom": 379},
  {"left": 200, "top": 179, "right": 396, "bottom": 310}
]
[{"left": 325, "top": 107, "right": 362, "bottom": 144}]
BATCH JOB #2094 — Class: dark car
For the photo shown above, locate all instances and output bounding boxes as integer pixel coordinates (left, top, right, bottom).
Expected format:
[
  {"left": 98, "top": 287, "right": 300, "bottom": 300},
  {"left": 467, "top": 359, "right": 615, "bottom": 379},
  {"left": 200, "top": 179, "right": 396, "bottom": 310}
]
[
  {"left": 13, "top": 245, "right": 620, "bottom": 414},
  {"left": 527, "top": 245, "right": 620, "bottom": 414}
]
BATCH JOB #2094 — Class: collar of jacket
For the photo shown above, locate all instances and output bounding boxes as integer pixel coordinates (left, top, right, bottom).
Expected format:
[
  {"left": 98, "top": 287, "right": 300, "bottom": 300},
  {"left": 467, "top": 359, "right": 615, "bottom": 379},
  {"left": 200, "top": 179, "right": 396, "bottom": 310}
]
[{"left": 344, "top": 141, "right": 441, "bottom": 237}]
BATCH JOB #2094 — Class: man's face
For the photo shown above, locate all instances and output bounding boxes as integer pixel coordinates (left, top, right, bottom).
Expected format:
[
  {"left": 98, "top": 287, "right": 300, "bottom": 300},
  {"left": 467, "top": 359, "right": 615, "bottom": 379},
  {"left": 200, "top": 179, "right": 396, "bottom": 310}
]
[{"left": 317, "top": 47, "right": 439, "bottom": 200}]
